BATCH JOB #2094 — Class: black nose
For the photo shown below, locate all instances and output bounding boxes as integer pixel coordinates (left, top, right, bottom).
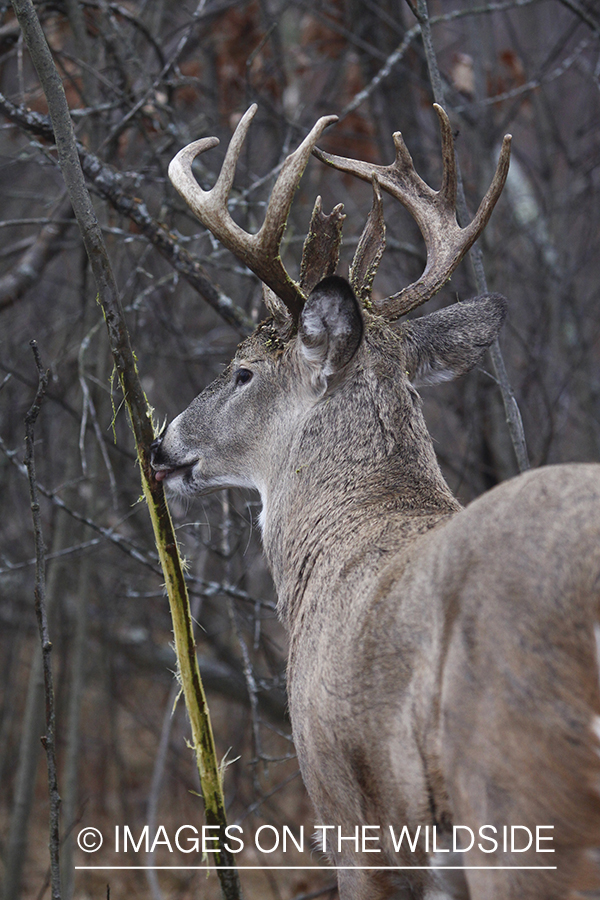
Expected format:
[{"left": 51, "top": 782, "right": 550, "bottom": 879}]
[{"left": 150, "top": 435, "right": 162, "bottom": 465}]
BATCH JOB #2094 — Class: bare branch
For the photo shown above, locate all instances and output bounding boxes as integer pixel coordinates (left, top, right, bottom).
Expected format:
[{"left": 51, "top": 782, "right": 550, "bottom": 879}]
[
  {"left": 0, "top": 92, "right": 254, "bottom": 334},
  {"left": 413, "top": 0, "right": 530, "bottom": 473},
  {"left": 23, "top": 341, "right": 61, "bottom": 900},
  {"left": 0, "top": 196, "right": 74, "bottom": 310},
  {"left": 9, "top": 4, "right": 243, "bottom": 897}
]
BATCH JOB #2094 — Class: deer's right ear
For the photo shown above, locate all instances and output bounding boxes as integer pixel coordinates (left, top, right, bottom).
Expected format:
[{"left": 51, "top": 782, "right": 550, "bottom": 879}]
[{"left": 298, "top": 276, "right": 363, "bottom": 381}]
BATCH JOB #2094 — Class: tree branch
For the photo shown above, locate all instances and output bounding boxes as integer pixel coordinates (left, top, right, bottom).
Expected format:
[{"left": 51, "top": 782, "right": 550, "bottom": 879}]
[
  {"left": 413, "top": 0, "right": 530, "bottom": 473},
  {"left": 10, "top": 3, "right": 243, "bottom": 898},
  {"left": 0, "top": 92, "right": 254, "bottom": 334},
  {"left": 23, "top": 341, "right": 61, "bottom": 900},
  {"left": 0, "top": 196, "right": 74, "bottom": 311}
]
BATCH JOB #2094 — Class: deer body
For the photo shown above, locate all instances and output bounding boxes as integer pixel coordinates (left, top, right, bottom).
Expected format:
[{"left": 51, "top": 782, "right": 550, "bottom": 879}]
[
  {"left": 152, "top": 107, "right": 600, "bottom": 898},
  {"left": 282, "top": 463, "right": 600, "bottom": 900}
]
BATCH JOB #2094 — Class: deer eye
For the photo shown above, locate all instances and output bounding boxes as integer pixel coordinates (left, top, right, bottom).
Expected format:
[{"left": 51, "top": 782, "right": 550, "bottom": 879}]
[{"left": 234, "top": 367, "right": 253, "bottom": 387}]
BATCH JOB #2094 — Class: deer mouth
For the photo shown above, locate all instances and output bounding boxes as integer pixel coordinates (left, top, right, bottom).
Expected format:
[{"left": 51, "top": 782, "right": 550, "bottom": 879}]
[{"left": 153, "top": 462, "right": 197, "bottom": 483}]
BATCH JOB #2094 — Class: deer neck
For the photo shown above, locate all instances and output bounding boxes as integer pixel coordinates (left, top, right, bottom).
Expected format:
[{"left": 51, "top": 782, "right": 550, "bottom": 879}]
[{"left": 260, "top": 371, "right": 460, "bottom": 629}]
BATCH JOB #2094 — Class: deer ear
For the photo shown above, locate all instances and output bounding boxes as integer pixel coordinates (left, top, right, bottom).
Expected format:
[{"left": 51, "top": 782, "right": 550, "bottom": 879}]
[
  {"left": 402, "top": 294, "right": 507, "bottom": 387},
  {"left": 299, "top": 276, "right": 364, "bottom": 378}
]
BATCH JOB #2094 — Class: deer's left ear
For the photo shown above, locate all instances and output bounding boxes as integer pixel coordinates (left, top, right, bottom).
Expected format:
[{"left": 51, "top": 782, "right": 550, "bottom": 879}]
[
  {"left": 401, "top": 293, "right": 507, "bottom": 387},
  {"left": 299, "top": 276, "right": 364, "bottom": 378}
]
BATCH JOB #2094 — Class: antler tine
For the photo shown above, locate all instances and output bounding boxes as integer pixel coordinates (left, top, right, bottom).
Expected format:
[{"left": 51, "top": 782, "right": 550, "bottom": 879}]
[
  {"left": 313, "top": 104, "right": 512, "bottom": 320},
  {"left": 436, "top": 103, "right": 457, "bottom": 208},
  {"left": 169, "top": 104, "right": 338, "bottom": 322},
  {"left": 349, "top": 177, "right": 386, "bottom": 305},
  {"left": 299, "top": 196, "right": 346, "bottom": 297}
]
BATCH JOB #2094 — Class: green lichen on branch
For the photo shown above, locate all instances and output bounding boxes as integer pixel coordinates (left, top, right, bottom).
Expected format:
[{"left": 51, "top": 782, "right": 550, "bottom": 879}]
[{"left": 10, "top": 1, "right": 242, "bottom": 896}]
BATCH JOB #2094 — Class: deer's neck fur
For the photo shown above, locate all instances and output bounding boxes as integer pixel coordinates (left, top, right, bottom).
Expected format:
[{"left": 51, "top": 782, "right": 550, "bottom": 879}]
[{"left": 261, "top": 330, "right": 460, "bottom": 631}]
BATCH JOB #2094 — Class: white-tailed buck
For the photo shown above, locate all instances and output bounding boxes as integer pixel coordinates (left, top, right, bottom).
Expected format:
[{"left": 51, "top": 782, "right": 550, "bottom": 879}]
[{"left": 152, "top": 104, "right": 600, "bottom": 899}]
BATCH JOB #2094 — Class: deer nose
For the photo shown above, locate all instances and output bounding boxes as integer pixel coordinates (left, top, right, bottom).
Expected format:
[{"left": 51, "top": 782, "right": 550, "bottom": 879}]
[
  {"left": 150, "top": 437, "right": 173, "bottom": 482},
  {"left": 150, "top": 435, "right": 165, "bottom": 470}
]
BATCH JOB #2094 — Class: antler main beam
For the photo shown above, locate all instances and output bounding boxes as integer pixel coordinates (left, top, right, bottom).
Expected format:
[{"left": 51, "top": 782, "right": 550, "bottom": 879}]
[
  {"left": 314, "top": 104, "right": 512, "bottom": 320},
  {"left": 168, "top": 105, "right": 338, "bottom": 322}
]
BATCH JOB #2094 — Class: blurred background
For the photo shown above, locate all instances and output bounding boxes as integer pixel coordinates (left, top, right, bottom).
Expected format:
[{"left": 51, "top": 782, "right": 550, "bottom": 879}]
[{"left": 0, "top": 0, "right": 599, "bottom": 897}]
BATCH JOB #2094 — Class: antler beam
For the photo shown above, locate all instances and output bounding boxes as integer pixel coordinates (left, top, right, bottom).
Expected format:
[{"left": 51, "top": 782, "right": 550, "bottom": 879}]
[
  {"left": 314, "top": 104, "right": 511, "bottom": 320},
  {"left": 168, "top": 105, "right": 338, "bottom": 322}
]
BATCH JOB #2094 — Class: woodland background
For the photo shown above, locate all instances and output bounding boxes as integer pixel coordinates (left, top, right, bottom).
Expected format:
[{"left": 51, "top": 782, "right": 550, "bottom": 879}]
[{"left": 0, "top": 0, "right": 599, "bottom": 897}]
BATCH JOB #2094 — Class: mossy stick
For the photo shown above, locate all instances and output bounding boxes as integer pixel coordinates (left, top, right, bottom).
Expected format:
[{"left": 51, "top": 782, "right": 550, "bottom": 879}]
[{"left": 10, "top": 2, "right": 242, "bottom": 896}]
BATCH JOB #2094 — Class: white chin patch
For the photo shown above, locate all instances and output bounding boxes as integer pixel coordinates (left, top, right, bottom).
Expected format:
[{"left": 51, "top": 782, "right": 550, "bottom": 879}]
[
  {"left": 171, "top": 468, "right": 260, "bottom": 499},
  {"left": 164, "top": 469, "right": 197, "bottom": 498}
]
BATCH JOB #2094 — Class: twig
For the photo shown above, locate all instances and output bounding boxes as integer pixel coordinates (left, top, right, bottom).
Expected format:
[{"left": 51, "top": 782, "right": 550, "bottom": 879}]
[
  {"left": 413, "top": 0, "right": 530, "bottom": 473},
  {"left": 77, "top": 323, "right": 119, "bottom": 505},
  {"left": 337, "top": 0, "right": 542, "bottom": 122},
  {"left": 557, "top": 0, "right": 600, "bottom": 35},
  {"left": 0, "top": 91, "right": 253, "bottom": 335},
  {"left": 10, "top": 3, "right": 243, "bottom": 898},
  {"left": 23, "top": 340, "right": 61, "bottom": 900},
  {"left": 222, "top": 494, "right": 263, "bottom": 780},
  {"left": 453, "top": 36, "right": 592, "bottom": 113},
  {"left": 145, "top": 590, "right": 203, "bottom": 900},
  {"left": 0, "top": 537, "right": 102, "bottom": 574},
  {"left": 338, "top": 25, "right": 420, "bottom": 121},
  {"left": 97, "top": 0, "right": 208, "bottom": 153},
  {"left": 233, "top": 769, "right": 301, "bottom": 825},
  {"left": 0, "top": 195, "right": 74, "bottom": 310}
]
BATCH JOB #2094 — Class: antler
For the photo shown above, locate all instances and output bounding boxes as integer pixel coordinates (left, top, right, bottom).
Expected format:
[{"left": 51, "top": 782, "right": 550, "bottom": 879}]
[
  {"left": 299, "top": 195, "right": 346, "bottom": 296},
  {"left": 313, "top": 104, "right": 512, "bottom": 320},
  {"left": 349, "top": 177, "right": 386, "bottom": 306},
  {"left": 168, "top": 104, "right": 338, "bottom": 322}
]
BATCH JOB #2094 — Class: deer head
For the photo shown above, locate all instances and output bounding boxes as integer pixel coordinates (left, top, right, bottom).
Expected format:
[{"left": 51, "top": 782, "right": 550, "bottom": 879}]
[{"left": 152, "top": 104, "right": 510, "bottom": 528}]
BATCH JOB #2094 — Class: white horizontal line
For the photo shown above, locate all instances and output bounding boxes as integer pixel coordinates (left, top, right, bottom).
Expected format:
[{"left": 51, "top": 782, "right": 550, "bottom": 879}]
[{"left": 75, "top": 866, "right": 557, "bottom": 871}]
